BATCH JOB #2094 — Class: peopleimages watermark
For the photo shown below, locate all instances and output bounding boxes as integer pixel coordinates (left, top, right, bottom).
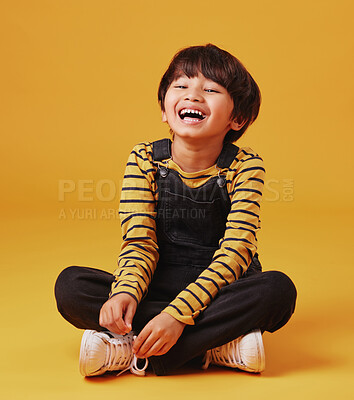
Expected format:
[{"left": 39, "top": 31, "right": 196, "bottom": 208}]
[
  {"left": 264, "top": 178, "right": 294, "bottom": 202},
  {"left": 58, "top": 179, "right": 117, "bottom": 202},
  {"left": 58, "top": 178, "right": 294, "bottom": 220}
]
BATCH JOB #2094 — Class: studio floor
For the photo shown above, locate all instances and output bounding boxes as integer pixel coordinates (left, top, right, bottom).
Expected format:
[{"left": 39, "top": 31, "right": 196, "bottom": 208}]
[{"left": 1, "top": 203, "right": 353, "bottom": 400}]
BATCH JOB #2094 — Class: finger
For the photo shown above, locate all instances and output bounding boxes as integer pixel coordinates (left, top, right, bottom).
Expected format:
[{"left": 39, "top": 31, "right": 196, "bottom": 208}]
[
  {"left": 153, "top": 343, "right": 171, "bottom": 356},
  {"left": 103, "top": 308, "right": 124, "bottom": 335},
  {"left": 99, "top": 307, "right": 105, "bottom": 327},
  {"left": 124, "top": 304, "right": 136, "bottom": 332},
  {"left": 133, "top": 326, "right": 151, "bottom": 355},
  {"left": 143, "top": 338, "right": 165, "bottom": 358},
  {"left": 132, "top": 332, "right": 146, "bottom": 355},
  {"left": 99, "top": 306, "right": 111, "bottom": 329},
  {"left": 112, "top": 304, "right": 129, "bottom": 334},
  {"left": 135, "top": 332, "right": 160, "bottom": 358}
]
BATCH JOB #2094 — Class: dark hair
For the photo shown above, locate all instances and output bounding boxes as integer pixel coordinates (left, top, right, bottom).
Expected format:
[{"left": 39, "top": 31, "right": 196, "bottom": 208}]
[{"left": 158, "top": 44, "right": 261, "bottom": 142}]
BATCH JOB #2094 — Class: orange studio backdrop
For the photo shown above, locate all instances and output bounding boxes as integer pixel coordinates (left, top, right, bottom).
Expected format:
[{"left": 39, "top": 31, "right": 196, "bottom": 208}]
[{"left": 0, "top": 1, "right": 353, "bottom": 399}]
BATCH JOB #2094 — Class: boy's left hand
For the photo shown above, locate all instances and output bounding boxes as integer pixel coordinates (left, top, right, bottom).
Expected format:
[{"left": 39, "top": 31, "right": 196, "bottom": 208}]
[{"left": 133, "top": 312, "right": 186, "bottom": 358}]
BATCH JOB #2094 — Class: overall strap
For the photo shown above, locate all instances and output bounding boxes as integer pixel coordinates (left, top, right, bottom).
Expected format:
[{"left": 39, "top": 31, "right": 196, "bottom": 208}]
[
  {"left": 152, "top": 139, "right": 172, "bottom": 161},
  {"left": 216, "top": 142, "right": 239, "bottom": 169},
  {"left": 152, "top": 138, "right": 239, "bottom": 169}
]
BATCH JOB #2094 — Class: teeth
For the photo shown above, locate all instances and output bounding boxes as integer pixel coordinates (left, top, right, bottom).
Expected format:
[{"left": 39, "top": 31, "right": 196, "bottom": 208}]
[{"left": 180, "top": 108, "right": 205, "bottom": 117}]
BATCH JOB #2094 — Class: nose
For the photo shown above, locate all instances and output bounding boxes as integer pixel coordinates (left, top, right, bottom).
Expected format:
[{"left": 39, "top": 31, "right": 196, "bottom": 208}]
[{"left": 184, "top": 87, "right": 203, "bottom": 102}]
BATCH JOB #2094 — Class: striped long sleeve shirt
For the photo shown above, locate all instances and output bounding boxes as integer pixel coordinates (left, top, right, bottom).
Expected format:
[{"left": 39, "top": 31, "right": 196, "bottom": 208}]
[{"left": 109, "top": 141, "right": 266, "bottom": 325}]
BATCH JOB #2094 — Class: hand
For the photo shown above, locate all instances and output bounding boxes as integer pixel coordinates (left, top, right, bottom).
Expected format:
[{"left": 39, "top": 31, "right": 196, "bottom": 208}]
[
  {"left": 99, "top": 293, "right": 137, "bottom": 335},
  {"left": 132, "top": 312, "right": 186, "bottom": 358}
]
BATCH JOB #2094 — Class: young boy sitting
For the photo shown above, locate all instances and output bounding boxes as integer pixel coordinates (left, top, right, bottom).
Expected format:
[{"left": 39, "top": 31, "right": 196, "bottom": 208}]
[{"left": 55, "top": 43, "right": 297, "bottom": 377}]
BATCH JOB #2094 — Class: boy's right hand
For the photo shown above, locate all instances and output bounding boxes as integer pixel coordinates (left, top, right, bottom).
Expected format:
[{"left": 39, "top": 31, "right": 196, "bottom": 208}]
[{"left": 99, "top": 293, "right": 137, "bottom": 335}]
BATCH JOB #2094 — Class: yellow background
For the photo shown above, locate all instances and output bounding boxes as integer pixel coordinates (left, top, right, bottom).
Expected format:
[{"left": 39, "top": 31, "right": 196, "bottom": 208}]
[{"left": 1, "top": 1, "right": 353, "bottom": 399}]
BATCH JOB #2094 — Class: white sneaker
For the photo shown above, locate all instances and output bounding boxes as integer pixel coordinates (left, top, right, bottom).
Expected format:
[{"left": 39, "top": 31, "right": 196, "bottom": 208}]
[
  {"left": 202, "top": 329, "right": 265, "bottom": 373},
  {"left": 79, "top": 330, "right": 148, "bottom": 377}
]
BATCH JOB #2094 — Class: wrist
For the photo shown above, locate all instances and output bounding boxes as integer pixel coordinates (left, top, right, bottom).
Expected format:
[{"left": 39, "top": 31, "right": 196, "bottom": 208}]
[{"left": 161, "top": 311, "right": 186, "bottom": 327}]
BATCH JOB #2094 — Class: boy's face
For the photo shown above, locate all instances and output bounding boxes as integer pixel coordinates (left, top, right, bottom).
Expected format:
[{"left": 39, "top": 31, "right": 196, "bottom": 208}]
[{"left": 162, "top": 73, "right": 243, "bottom": 143}]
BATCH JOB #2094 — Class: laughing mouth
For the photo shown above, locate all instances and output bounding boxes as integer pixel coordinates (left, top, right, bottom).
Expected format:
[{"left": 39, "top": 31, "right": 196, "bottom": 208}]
[{"left": 178, "top": 108, "right": 206, "bottom": 120}]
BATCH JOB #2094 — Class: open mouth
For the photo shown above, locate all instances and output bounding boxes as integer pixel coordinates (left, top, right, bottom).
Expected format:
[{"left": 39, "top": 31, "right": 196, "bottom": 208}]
[{"left": 178, "top": 108, "right": 206, "bottom": 121}]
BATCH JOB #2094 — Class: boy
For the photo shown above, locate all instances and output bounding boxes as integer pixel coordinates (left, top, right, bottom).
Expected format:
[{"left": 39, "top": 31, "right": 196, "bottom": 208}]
[{"left": 55, "top": 44, "right": 297, "bottom": 377}]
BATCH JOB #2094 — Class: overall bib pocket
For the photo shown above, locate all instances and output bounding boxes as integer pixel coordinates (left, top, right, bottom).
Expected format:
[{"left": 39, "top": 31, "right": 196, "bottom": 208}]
[{"left": 162, "top": 190, "right": 228, "bottom": 247}]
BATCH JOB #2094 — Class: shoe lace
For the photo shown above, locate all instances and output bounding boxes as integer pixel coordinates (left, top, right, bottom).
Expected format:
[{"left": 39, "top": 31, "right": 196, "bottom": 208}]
[
  {"left": 202, "top": 350, "right": 212, "bottom": 370},
  {"left": 105, "top": 334, "right": 148, "bottom": 377},
  {"left": 214, "top": 340, "right": 242, "bottom": 366},
  {"left": 116, "top": 353, "right": 148, "bottom": 377},
  {"left": 202, "top": 339, "right": 242, "bottom": 370}
]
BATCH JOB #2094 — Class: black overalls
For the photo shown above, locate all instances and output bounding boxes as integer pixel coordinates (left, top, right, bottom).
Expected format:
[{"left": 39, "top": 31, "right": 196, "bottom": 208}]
[
  {"left": 140, "top": 139, "right": 261, "bottom": 311},
  {"left": 55, "top": 139, "right": 297, "bottom": 376}
]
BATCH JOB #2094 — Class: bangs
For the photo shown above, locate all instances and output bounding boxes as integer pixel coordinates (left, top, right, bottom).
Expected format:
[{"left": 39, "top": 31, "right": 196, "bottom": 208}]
[{"left": 169, "top": 50, "right": 234, "bottom": 90}]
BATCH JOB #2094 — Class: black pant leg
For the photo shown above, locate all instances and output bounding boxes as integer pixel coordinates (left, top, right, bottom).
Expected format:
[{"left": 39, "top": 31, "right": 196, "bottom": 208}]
[
  {"left": 149, "top": 270, "right": 297, "bottom": 375},
  {"left": 54, "top": 265, "right": 171, "bottom": 332},
  {"left": 54, "top": 266, "right": 114, "bottom": 331}
]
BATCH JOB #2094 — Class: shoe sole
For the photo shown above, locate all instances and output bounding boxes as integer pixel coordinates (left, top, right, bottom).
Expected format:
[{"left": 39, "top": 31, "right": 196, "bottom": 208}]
[
  {"left": 239, "top": 329, "right": 265, "bottom": 373},
  {"left": 79, "top": 330, "right": 101, "bottom": 377}
]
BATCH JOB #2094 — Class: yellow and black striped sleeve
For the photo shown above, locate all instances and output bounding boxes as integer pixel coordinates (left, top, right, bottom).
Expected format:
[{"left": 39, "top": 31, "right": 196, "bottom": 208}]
[
  {"left": 162, "top": 148, "right": 266, "bottom": 325},
  {"left": 109, "top": 143, "right": 159, "bottom": 303}
]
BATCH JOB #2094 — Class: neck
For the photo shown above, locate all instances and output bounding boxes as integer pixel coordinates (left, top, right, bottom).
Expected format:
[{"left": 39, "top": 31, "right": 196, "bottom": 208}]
[{"left": 171, "top": 136, "right": 224, "bottom": 173}]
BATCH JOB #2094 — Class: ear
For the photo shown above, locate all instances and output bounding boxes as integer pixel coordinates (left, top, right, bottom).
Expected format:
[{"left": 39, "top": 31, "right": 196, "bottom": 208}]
[
  {"left": 162, "top": 111, "right": 167, "bottom": 123},
  {"left": 230, "top": 118, "right": 246, "bottom": 131}
]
